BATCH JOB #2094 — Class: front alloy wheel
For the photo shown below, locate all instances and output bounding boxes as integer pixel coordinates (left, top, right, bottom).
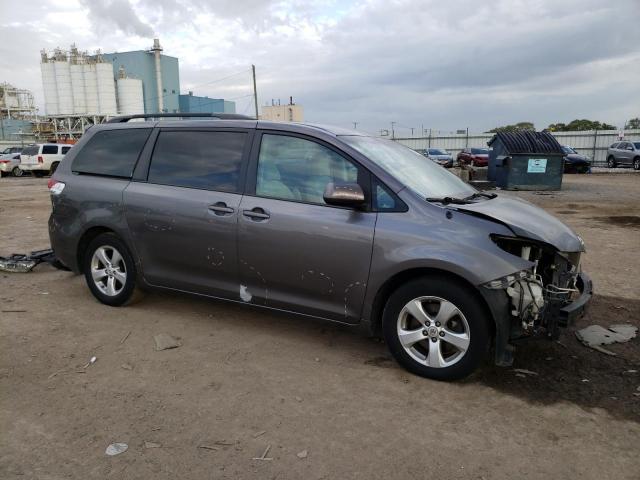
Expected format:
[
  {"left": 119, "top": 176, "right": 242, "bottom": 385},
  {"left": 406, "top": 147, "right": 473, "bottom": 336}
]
[
  {"left": 383, "top": 277, "right": 490, "bottom": 380},
  {"left": 607, "top": 157, "right": 616, "bottom": 168},
  {"left": 397, "top": 297, "right": 470, "bottom": 368}
]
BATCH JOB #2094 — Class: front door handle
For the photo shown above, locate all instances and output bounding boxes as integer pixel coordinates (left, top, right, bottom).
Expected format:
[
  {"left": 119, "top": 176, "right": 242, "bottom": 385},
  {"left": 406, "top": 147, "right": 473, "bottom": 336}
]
[
  {"left": 242, "top": 207, "right": 270, "bottom": 220},
  {"left": 208, "top": 202, "right": 235, "bottom": 216}
]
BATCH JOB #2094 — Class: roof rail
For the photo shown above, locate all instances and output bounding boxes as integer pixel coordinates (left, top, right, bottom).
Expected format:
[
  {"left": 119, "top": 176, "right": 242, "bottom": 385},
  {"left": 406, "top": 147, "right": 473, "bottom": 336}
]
[{"left": 106, "top": 113, "right": 255, "bottom": 123}]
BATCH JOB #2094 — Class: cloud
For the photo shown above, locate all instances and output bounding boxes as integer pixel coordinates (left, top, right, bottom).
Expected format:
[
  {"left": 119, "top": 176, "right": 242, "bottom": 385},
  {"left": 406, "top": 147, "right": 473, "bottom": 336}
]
[
  {"left": 78, "top": 0, "right": 154, "bottom": 37},
  {"left": 1, "top": 0, "right": 638, "bottom": 132}
]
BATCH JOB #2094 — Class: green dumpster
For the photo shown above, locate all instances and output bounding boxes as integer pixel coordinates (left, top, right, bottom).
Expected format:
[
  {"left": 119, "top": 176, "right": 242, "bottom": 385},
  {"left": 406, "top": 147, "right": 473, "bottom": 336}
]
[{"left": 488, "top": 131, "right": 564, "bottom": 191}]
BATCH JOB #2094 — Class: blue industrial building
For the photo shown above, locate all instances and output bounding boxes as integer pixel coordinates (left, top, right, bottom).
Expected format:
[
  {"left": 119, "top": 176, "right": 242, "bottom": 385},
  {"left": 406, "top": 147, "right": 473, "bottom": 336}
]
[
  {"left": 178, "top": 92, "right": 236, "bottom": 114},
  {"left": 102, "top": 47, "right": 180, "bottom": 114}
]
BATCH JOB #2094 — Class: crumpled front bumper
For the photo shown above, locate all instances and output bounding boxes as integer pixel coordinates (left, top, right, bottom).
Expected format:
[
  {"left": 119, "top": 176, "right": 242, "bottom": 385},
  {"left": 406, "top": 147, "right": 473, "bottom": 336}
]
[{"left": 558, "top": 271, "right": 593, "bottom": 324}]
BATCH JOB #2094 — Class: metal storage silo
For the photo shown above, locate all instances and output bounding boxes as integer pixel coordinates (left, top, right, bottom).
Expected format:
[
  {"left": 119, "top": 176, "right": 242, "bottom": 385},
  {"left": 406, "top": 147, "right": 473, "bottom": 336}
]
[
  {"left": 96, "top": 59, "right": 117, "bottom": 115},
  {"left": 40, "top": 52, "right": 58, "bottom": 116},
  {"left": 83, "top": 62, "right": 99, "bottom": 115},
  {"left": 54, "top": 50, "right": 73, "bottom": 115},
  {"left": 116, "top": 67, "right": 144, "bottom": 115},
  {"left": 69, "top": 47, "right": 86, "bottom": 114}
]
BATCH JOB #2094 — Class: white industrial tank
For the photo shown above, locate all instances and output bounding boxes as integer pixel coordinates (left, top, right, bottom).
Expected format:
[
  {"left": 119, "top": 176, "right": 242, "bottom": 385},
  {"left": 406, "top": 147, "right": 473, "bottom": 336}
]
[
  {"left": 54, "top": 59, "right": 73, "bottom": 115},
  {"left": 96, "top": 61, "right": 117, "bottom": 115},
  {"left": 117, "top": 77, "right": 144, "bottom": 115},
  {"left": 41, "top": 60, "right": 58, "bottom": 116},
  {"left": 70, "top": 63, "right": 86, "bottom": 114},
  {"left": 83, "top": 63, "right": 99, "bottom": 115}
]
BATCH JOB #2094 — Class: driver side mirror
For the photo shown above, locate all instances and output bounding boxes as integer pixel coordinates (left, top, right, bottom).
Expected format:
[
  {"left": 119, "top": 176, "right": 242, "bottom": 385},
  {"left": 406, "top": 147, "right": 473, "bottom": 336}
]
[{"left": 323, "top": 182, "right": 366, "bottom": 208}]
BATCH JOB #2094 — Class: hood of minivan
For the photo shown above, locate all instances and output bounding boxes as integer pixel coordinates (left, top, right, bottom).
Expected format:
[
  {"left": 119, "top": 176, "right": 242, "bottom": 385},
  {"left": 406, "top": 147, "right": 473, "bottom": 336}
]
[{"left": 455, "top": 194, "right": 584, "bottom": 252}]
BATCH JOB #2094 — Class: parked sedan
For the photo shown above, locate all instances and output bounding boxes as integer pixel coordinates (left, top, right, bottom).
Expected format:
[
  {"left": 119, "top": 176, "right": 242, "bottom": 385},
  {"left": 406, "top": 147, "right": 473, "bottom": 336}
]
[
  {"left": 607, "top": 141, "right": 640, "bottom": 170},
  {"left": 457, "top": 148, "right": 489, "bottom": 167},
  {"left": 422, "top": 148, "right": 454, "bottom": 168},
  {"left": 561, "top": 146, "right": 591, "bottom": 174},
  {"left": 0, "top": 153, "right": 23, "bottom": 177}
]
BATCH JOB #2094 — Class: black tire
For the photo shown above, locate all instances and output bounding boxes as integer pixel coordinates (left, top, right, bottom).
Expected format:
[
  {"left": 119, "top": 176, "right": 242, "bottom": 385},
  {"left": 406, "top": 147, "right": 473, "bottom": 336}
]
[
  {"left": 50, "top": 162, "right": 59, "bottom": 176},
  {"left": 12, "top": 166, "right": 23, "bottom": 177},
  {"left": 607, "top": 156, "right": 616, "bottom": 168},
  {"left": 83, "top": 233, "right": 141, "bottom": 307},
  {"left": 382, "top": 276, "right": 491, "bottom": 381},
  {"left": 634, "top": 158, "right": 640, "bottom": 171}
]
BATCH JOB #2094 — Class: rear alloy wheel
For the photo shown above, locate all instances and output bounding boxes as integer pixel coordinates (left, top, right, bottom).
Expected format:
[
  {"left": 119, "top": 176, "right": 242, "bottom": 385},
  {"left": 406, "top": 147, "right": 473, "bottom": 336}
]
[
  {"left": 634, "top": 158, "right": 640, "bottom": 171},
  {"left": 50, "top": 162, "right": 59, "bottom": 176},
  {"left": 12, "top": 166, "right": 23, "bottom": 177},
  {"left": 607, "top": 156, "right": 616, "bottom": 168},
  {"left": 383, "top": 277, "right": 490, "bottom": 380},
  {"left": 83, "top": 233, "right": 140, "bottom": 306}
]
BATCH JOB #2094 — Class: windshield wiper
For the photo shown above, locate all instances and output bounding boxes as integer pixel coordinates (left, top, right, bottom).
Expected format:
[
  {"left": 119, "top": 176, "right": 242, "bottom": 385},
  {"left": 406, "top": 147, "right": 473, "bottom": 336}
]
[
  {"left": 464, "top": 192, "right": 497, "bottom": 201},
  {"left": 425, "top": 196, "right": 471, "bottom": 205}
]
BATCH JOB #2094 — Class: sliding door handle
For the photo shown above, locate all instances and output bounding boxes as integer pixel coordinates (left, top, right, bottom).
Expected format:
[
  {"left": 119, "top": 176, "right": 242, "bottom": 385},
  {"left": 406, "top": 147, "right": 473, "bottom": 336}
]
[{"left": 208, "top": 202, "right": 235, "bottom": 216}]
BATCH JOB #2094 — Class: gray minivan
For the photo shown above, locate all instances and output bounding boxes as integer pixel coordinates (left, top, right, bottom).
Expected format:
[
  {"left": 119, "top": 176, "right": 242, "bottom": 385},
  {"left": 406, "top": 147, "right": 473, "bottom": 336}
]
[{"left": 48, "top": 114, "right": 592, "bottom": 380}]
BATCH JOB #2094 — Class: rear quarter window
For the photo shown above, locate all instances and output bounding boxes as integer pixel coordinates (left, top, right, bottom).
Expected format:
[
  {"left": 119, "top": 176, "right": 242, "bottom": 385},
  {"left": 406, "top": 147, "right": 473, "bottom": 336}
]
[
  {"left": 72, "top": 128, "right": 152, "bottom": 178},
  {"left": 62, "top": 146, "right": 71, "bottom": 154},
  {"left": 42, "top": 145, "right": 59, "bottom": 155}
]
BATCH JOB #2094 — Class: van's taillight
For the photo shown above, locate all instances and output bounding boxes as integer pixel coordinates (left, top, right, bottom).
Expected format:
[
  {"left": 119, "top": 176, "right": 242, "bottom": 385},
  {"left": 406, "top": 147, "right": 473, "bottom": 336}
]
[
  {"left": 48, "top": 179, "right": 65, "bottom": 195},
  {"left": 38, "top": 155, "right": 44, "bottom": 163}
]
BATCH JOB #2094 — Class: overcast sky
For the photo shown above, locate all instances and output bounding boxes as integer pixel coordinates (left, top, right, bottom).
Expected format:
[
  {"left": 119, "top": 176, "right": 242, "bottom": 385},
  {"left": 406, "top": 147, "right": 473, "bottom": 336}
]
[{"left": 1, "top": 0, "right": 638, "bottom": 135}]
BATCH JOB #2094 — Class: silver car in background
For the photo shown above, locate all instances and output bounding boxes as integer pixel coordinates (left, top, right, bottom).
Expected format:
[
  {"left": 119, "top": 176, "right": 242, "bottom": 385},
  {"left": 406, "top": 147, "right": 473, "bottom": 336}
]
[
  {"left": 606, "top": 141, "right": 640, "bottom": 170},
  {"left": 47, "top": 114, "right": 592, "bottom": 380},
  {"left": 422, "top": 148, "right": 454, "bottom": 168},
  {"left": 0, "top": 152, "right": 23, "bottom": 177}
]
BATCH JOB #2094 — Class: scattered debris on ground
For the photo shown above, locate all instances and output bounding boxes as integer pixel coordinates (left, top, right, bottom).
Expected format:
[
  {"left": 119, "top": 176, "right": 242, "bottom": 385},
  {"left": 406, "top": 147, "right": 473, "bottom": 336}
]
[
  {"left": 144, "top": 442, "right": 161, "bottom": 449},
  {"left": 297, "top": 449, "right": 308, "bottom": 459},
  {"left": 575, "top": 324, "right": 638, "bottom": 355},
  {"left": 82, "top": 356, "right": 97, "bottom": 369},
  {"left": 513, "top": 368, "right": 539, "bottom": 376},
  {"left": 154, "top": 333, "right": 181, "bottom": 351},
  {"left": 252, "top": 445, "right": 272, "bottom": 461},
  {"left": 120, "top": 363, "right": 133, "bottom": 371},
  {"left": 105, "top": 443, "right": 128, "bottom": 456}
]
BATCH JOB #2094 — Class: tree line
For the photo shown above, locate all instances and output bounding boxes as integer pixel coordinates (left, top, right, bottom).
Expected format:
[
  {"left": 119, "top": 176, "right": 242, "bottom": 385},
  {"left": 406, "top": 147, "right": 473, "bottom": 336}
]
[{"left": 487, "top": 117, "right": 640, "bottom": 133}]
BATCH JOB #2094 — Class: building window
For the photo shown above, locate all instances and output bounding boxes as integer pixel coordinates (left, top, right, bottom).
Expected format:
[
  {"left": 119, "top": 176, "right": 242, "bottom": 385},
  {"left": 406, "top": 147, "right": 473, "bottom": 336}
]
[{"left": 171, "top": 89, "right": 175, "bottom": 94}]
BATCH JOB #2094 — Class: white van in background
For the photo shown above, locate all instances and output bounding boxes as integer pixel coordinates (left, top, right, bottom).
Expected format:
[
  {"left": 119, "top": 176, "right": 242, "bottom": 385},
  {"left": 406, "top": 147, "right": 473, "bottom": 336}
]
[{"left": 19, "top": 144, "right": 72, "bottom": 177}]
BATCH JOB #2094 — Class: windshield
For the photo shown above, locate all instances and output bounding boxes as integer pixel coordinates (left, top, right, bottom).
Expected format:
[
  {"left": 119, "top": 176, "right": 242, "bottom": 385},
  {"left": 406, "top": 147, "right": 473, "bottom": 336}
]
[
  {"left": 341, "top": 136, "right": 475, "bottom": 199},
  {"left": 428, "top": 148, "right": 447, "bottom": 155},
  {"left": 562, "top": 146, "right": 576, "bottom": 154},
  {"left": 471, "top": 148, "right": 488, "bottom": 155}
]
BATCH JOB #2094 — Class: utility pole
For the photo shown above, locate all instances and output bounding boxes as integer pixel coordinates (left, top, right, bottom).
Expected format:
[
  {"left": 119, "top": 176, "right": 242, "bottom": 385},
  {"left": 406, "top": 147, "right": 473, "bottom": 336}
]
[
  {"left": 353, "top": 122, "right": 358, "bottom": 130},
  {"left": 410, "top": 127, "right": 414, "bottom": 137},
  {"left": 251, "top": 64, "right": 259, "bottom": 120},
  {"left": 391, "top": 121, "right": 396, "bottom": 140}
]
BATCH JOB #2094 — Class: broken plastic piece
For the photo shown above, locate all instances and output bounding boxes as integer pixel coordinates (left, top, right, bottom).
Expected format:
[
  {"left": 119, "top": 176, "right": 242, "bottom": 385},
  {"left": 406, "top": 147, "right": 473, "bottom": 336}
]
[
  {"left": 575, "top": 324, "right": 637, "bottom": 355},
  {"left": 105, "top": 443, "right": 128, "bottom": 456}
]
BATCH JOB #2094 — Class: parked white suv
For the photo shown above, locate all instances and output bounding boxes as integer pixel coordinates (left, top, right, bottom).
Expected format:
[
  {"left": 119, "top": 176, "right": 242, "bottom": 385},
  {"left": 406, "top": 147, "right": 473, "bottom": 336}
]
[{"left": 19, "top": 143, "right": 72, "bottom": 177}]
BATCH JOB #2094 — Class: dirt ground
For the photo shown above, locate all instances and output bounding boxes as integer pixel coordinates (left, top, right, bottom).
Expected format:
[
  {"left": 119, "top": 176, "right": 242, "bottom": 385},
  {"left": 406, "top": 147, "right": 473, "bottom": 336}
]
[{"left": 1, "top": 174, "right": 639, "bottom": 479}]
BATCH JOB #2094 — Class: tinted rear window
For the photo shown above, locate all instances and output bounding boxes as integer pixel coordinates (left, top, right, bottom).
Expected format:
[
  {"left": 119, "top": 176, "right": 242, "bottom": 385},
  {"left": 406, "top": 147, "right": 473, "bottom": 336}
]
[
  {"left": 22, "top": 145, "right": 38, "bottom": 155},
  {"left": 62, "top": 146, "right": 71, "bottom": 154},
  {"left": 610, "top": 143, "right": 619, "bottom": 148},
  {"left": 42, "top": 145, "right": 58, "bottom": 154},
  {"left": 73, "top": 128, "right": 151, "bottom": 178},
  {"left": 148, "top": 131, "right": 246, "bottom": 192},
  {"left": 471, "top": 148, "right": 488, "bottom": 154}
]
